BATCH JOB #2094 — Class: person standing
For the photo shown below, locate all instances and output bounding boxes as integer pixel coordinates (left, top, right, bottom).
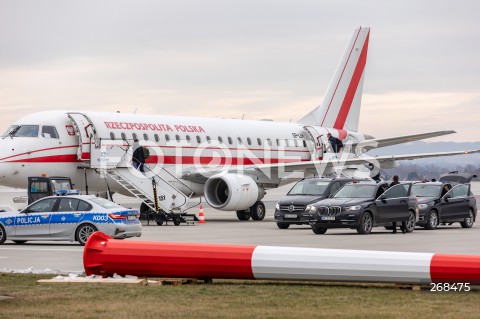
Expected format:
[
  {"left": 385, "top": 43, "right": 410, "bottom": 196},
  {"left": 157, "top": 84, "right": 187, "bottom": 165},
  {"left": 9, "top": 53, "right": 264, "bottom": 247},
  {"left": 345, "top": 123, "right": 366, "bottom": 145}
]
[
  {"left": 389, "top": 175, "right": 405, "bottom": 233},
  {"left": 132, "top": 139, "right": 145, "bottom": 173}
]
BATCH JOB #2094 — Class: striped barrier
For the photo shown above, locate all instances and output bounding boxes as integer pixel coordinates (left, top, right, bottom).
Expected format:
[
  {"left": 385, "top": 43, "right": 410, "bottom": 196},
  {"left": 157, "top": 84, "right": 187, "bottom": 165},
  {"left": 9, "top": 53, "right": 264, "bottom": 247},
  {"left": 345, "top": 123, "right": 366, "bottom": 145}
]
[{"left": 84, "top": 232, "right": 480, "bottom": 284}]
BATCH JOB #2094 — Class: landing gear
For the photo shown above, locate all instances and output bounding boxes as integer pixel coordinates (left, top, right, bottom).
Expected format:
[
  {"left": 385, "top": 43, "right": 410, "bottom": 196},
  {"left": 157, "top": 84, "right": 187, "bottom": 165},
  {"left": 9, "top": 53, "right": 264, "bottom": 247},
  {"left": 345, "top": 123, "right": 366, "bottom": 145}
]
[
  {"left": 140, "top": 202, "right": 198, "bottom": 226},
  {"left": 236, "top": 201, "right": 266, "bottom": 221}
]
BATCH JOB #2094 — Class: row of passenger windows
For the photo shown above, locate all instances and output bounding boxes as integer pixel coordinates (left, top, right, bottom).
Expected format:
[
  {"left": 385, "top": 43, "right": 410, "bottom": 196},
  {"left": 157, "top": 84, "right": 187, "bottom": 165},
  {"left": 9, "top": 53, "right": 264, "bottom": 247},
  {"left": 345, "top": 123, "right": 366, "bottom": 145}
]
[{"left": 109, "top": 132, "right": 308, "bottom": 148}]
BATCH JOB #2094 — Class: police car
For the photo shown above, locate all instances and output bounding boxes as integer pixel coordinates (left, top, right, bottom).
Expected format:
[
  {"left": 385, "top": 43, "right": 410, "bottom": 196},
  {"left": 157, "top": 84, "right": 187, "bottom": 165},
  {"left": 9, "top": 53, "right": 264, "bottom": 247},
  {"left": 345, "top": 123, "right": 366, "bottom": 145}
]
[{"left": 0, "top": 190, "right": 142, "bottom": 245}]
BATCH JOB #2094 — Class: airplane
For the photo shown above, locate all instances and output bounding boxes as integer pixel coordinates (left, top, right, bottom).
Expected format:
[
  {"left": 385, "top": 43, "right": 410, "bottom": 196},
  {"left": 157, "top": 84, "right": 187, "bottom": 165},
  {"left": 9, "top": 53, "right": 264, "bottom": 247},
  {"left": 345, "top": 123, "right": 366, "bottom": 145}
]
[{"left": 0, "top": 26, "right": 478, "bottom": 221}]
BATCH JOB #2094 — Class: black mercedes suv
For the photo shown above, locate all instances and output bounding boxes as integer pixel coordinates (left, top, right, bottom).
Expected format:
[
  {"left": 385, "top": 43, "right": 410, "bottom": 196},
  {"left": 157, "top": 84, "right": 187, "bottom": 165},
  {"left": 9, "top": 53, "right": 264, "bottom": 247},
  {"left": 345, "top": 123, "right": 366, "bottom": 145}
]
[
  {"left": 308, "top": 181, "right": 419, "bottom": 234},
  {"left": 274, "top": 177, "right": 369, "bottom": 229}
]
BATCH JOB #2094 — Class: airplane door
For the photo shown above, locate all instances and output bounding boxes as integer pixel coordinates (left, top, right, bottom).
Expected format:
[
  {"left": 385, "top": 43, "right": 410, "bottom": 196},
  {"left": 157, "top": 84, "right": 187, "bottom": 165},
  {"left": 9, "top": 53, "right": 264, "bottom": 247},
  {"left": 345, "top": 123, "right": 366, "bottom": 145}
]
[
  {"left": 67, "top": 112, "right": 97, "bottom": 161},
  {"left": 303, "top": 126, "right": 324, "bottom": 160}
]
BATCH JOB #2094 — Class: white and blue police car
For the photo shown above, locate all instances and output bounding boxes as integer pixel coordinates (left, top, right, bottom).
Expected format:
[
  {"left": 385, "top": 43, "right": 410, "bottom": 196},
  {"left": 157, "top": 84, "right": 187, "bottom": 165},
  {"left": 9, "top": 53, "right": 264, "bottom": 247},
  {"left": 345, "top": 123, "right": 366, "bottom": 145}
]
[{"left": 0, "top": 190, "right": 142, "bottom": 245}]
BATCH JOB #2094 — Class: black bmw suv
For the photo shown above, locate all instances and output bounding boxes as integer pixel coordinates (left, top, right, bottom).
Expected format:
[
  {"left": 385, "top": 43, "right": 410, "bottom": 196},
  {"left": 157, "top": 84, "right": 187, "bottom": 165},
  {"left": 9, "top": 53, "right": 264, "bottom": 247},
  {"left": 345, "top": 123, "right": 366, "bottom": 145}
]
[
  {"left": 308, "top": 181, "right": 419, "bottom": 234},
  {"left": 412, "top": 182, "right": 476, "bottom": 230},
  {"left": 274, "top": 177, "right": 368, "bottom": 229}
]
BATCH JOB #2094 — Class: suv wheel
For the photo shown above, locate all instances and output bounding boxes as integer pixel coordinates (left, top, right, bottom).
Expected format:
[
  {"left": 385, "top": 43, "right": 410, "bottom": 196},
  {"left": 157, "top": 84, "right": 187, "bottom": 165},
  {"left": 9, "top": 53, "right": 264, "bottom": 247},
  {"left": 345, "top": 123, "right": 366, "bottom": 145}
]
[
  {"left": 460, "top": 210, "right": 474, "bottom": 228},
  {"left": 0, "top": 225, "right": 6, "bottom": 244},
  {"left": 405, "top": 211, "right": 416, "bottom": 233},
  {"left": 311, "top": 224, "right": 327, "bottom": 234},
  {"left": 356, "top": 213, "right": 373, "bottom": 234},
  {"left": 276, "top": 222, "right": 290, "bottom": 229},
  {"left": 425, "top": 210, "right": 438, "bottom": 230}
]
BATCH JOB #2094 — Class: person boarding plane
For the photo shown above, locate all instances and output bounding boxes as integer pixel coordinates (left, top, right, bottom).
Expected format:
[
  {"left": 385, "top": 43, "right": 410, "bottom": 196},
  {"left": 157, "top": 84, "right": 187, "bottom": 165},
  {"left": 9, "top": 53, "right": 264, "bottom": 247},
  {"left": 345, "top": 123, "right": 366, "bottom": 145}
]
[{"left": 0, "top": 27, "right": 478, "bottom": 221}]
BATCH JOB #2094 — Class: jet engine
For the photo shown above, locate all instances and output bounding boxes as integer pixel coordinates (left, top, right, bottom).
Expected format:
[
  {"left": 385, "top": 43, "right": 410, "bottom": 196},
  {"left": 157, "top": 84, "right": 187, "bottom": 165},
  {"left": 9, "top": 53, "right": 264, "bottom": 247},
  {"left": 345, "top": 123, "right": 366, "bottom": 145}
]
[{"left": 204, "top": 173, "right": 264, "bottom": 211}]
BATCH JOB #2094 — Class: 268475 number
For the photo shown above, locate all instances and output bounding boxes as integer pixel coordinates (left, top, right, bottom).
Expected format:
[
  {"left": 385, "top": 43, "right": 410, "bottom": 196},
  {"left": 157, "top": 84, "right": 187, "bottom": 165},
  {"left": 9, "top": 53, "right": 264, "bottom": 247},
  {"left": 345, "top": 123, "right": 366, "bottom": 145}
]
[{"left": 430, "top": 283, "right": 470, "bottom": 292}]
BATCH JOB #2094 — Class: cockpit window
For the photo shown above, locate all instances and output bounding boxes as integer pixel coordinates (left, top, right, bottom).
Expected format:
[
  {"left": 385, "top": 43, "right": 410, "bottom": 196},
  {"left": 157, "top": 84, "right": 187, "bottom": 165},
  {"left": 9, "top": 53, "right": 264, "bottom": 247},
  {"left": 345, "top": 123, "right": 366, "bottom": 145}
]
[
  {"left": 41, "top": 126, "right": 59, "bottom": 138},
  {"left": 10, "top": 125, "right": 39, "bottom": 137},
  {"left": 1, "top": 125, "right": 19, "bottom": 137}
]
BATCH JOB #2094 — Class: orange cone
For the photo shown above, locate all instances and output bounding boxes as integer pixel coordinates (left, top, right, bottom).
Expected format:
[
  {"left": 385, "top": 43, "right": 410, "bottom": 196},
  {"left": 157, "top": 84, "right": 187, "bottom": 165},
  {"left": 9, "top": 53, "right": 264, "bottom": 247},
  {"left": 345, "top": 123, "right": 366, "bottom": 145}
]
[{"left": 198, "top": 205, "right": 206, "bottom": 224}]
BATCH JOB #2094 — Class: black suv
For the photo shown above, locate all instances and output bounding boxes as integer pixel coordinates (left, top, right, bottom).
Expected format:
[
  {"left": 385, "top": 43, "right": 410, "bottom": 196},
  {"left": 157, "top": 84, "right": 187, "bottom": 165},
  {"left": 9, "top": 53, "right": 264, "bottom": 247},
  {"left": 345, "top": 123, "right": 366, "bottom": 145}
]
[
  {"left": 412, "top": 182, "right": 477, "bottom": 230},
  {"left": 308, "top": 181, "right": 418, "bottom": 234},
  {"left": 274, "top": 177, "right": 368, "bottom": 229}
]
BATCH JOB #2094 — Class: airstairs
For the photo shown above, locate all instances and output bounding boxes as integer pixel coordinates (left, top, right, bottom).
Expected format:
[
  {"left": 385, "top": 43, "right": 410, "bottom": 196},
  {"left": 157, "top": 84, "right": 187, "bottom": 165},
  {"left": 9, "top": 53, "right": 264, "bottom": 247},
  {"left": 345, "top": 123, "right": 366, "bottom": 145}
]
[{"left": 67, "top": 112, "right": 199, "bottom": 225}]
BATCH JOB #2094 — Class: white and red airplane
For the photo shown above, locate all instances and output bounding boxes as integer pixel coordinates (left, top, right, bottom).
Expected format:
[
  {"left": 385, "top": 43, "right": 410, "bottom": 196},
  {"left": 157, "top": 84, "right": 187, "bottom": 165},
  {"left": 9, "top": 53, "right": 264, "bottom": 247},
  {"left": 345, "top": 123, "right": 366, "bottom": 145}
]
[{"left": 0, "top": 27, "right": 477, "bottom": 219}]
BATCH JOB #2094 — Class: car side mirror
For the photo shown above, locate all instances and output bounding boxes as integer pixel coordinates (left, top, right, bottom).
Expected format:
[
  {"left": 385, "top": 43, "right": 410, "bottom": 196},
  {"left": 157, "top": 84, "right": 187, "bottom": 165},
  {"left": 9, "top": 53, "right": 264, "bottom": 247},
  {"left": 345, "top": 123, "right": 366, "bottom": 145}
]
[
  {"left": 328, "top": 194, "right": 334, "bottom": 198},
  {"left": 378, "top": 194, "right": 387, "bottom": 202}
]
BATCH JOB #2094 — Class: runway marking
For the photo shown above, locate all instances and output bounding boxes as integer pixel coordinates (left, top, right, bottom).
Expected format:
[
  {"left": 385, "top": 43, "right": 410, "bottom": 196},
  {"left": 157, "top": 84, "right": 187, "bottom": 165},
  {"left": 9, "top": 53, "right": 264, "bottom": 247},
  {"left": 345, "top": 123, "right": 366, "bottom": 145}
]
[{"left": 0, "top": 248, "right": 81, "bottom": 252}]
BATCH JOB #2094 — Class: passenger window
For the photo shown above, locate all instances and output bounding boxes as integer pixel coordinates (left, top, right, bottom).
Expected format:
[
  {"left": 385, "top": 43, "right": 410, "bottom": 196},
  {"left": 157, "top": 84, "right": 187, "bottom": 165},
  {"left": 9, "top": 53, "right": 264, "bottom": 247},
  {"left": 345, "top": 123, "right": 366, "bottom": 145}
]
[
  {"left": 303, "top": 140, "right": 307, "bottom": 147},
  {"left": 294, "top": 139, "right": 299, "bottom": 147},
  {"left": 237, "top": 137, "right": 242, "bottom": 145},
  {"left": 186, "top": 135, "right": 191, "bottom": 142},
  {"left": 218, "top": 136, "right": 223, "bottom": 144},
  {"left": 121, "top": 133, "right": 127, "bottom": 141},
  {"left": 285, "top": 139, "right": 290, "bottom": 147},
  {"left": 276, "top": 139, "right": 280, "bottom": 146},
  {"left": 206, "top": 136, "right": 211, "bottom": 143},
  {"left": 228, "top": 137, "right": 233, "bottom": 145},
  {"left": 196, "top": 136, "right": 201, "bottom": 143},
  {"left": 165, "top": 134, "right": 170, "bottom": 142},
  {"left": 132, "top": 133, "right": 138, "bottom": 140},
  {"left": 58, "top": 198, "right": 80, "bottom": 212},
  {"left": 257, "top": 138, "right": 262, "bottom": 146},
  {"left": 143, "top": 133, "right": 149, "bottom": 141},
  {"left": 451, "top": 185, "right": 468, "bottom": 198},
  {"left": 267, "top": 138, "right": 272, "bottom": 146},
  {"left": 110, "top": 132, "right": 115, "bottom": 140},
  {"left": 41, "top": 126, "right": 59, "bottom": 138},
  {"left": 77, "top": 200, "right": 92, "bottom": 211},
  {"left": 247, "top": 137, "right": 252, "bottom": 145},
  {"left": 27, "top": 198, "right": 57, "bottom": 213},
  {"left": 175, "top": 135, "right": 181, "bottom": 142},
  {"left": 382, "top": 184, "right": 409, "bottom": 199},
  {"left": 154, "top": 134, "right": 159, "bottom": 142}
]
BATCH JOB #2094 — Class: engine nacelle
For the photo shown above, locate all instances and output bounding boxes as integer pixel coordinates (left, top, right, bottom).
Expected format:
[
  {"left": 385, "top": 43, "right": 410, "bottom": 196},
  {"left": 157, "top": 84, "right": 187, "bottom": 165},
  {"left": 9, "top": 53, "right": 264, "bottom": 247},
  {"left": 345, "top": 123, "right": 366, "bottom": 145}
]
[{"left": 204, "top": 173, "right": 264, "bottom": 211}]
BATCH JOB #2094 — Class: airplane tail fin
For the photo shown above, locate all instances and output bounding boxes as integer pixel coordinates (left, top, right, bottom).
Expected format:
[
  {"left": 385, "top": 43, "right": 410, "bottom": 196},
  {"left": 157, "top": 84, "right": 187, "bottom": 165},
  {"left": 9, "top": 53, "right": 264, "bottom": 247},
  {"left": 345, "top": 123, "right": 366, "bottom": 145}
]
[{"left": 299, "top": 26, "right": 370, "bottom": 132}]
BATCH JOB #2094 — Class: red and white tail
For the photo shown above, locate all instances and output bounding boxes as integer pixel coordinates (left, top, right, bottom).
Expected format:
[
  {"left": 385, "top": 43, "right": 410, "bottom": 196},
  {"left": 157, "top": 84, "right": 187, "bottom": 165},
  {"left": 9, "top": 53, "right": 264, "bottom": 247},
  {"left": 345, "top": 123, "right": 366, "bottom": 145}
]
[{"left": 299, "top": 26, "right": 370, "bottom": 132}]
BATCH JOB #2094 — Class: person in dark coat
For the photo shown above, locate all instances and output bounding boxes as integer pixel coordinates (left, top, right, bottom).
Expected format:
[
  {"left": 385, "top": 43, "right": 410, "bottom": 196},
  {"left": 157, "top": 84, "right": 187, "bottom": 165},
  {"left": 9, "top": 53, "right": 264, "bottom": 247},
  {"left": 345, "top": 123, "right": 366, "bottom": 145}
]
[
  {"left": 389, "top": 175, "right": 406, "bottom": 233},
  {"left": 132, "top": 139, "right": 145, "bottom": 173},
  {"left": 327, "top": 133, "right": 343, "bottom": 153}
]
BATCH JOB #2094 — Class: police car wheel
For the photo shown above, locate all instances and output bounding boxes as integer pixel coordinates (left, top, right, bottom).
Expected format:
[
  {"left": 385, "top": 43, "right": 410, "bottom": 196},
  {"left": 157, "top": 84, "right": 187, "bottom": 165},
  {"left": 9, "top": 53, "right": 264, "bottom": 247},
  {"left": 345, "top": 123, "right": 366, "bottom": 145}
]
[
  {"left": 0, "top": 225, "right": 6, "bottom": 244},
  {"left": 76, "top": 224, "right": 98, "bottom": 246},
  {"left": 13, "top": 240, "right": 27, "bottom": 245}
]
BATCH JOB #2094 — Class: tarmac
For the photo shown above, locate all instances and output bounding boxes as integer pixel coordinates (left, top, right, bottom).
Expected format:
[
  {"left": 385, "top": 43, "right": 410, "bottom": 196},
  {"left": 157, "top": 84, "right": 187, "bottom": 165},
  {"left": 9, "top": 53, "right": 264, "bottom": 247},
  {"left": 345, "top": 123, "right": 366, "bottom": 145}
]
[{"left": 0, "top": 183, "right": 479, "bottom": 274}]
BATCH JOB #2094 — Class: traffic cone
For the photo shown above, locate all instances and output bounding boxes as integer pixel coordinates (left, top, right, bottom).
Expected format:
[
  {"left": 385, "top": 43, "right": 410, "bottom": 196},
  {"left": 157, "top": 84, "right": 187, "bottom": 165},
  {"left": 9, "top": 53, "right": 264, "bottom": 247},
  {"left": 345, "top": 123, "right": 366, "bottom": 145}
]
[{"left": 198, "top": 205, "right": 206, "bottom": 224}]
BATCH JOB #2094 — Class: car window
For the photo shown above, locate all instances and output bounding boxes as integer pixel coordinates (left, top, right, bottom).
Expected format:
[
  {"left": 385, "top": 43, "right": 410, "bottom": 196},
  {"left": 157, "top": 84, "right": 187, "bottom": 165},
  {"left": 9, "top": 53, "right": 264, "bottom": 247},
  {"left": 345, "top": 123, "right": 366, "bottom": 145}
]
[
  {"left": 28, "top": 198, "right": 57, "bottom": 212},
  {"left": 89, "top": 197, "right": 123, "bottom": 209},
  {"left": 58, "top": 198, "right": 80, "bottom": 212},
  {"left": 382, "top": 184, "right": 409, "bottom": 199},
  {"left": 375, "top": 185, "right": 388, "bottom": 198},
  {"left": 450, "top": 184, "right": 469, "bottom": 198},
  {"left": 411, "top": 184, "right": 442, "bottom": 197},
  {"left": 30, "top": 181, "right": 49, "bottom": 193},
  {"left": 50, "top": 179, "right": 72, "bottom": 191},
  {"left": 288, "top": 180, "right": 330, "bottom": 196},
  {"left": 334, "top": 184, "right": 376, "bottom": 198},
  {"left": 77, "top": 200, "right": 92, "bottom": 211},
  {"left": 329, "top": 182, "right": 341, "bottom": 195}
]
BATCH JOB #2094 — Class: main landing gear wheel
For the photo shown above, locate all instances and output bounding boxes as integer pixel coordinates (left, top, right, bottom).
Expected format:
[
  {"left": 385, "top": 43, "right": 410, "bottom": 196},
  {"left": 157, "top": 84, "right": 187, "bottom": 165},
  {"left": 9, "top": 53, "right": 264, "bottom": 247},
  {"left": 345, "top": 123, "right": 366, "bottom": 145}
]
[
  {"left": 250, "top": 201, "right": 266, "bottom": 221},
  {"left": 236, "top": 210, "right": 251, "bottom": 221}
]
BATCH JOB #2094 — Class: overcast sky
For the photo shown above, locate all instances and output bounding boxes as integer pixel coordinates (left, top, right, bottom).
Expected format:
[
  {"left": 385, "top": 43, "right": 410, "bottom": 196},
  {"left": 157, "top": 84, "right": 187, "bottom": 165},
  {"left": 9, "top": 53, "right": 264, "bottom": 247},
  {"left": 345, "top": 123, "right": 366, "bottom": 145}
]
[{"left": 1, "top": 0, "right": 479, "bottom": 142}]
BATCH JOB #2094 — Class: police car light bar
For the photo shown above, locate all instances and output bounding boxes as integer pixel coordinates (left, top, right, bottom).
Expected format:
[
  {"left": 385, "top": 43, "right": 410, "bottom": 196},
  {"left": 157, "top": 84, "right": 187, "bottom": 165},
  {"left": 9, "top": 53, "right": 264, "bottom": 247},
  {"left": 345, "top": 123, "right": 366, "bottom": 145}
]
[{"left": 55, "top": 189, "right": 81, "bottom": 196}]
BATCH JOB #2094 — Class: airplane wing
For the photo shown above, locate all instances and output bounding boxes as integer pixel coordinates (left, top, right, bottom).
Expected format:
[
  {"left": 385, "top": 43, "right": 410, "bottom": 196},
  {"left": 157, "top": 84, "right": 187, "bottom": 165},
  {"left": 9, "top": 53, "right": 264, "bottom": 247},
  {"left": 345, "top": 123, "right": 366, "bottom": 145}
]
[
  {"left": 357, "top": 130, "right": 456, "bottom": 151},
  {"left": 247, "top": 149, "right": 480, "bottom": 173}
]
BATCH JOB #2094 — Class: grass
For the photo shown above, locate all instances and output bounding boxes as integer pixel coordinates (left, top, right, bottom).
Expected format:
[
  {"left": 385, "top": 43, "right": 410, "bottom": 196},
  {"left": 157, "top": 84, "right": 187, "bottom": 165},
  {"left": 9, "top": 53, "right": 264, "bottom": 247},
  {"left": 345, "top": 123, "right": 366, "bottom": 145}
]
[{"left": 0, "top": 274, "right": 478, "bottom": 319}]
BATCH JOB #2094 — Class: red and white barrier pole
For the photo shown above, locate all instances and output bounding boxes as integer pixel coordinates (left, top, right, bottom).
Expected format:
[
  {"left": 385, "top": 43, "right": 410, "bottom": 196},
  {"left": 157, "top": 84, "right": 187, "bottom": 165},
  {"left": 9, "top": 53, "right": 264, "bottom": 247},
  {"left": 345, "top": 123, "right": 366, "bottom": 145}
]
[{"left": 84, "top": 232, "right": 480, "bottom": 284}]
